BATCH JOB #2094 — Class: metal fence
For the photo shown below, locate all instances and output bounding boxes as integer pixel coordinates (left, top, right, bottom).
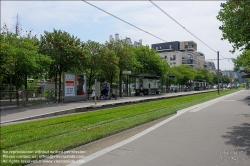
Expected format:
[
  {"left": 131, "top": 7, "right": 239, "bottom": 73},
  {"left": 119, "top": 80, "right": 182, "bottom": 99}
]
[
  {"left": 0, "top": 86, "right": 214, "bottom": 110},
  {"left": 0, "top": 89, "right": 64, "bottom": 110}
]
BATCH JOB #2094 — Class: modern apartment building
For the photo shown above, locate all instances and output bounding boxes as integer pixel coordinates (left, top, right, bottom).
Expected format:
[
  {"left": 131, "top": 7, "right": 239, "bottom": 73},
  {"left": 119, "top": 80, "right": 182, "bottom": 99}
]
[
  {"left": 109, "top": 33, "right": 142, "bottom": 47},
  {"left": 221, "top": 70, "right": 239, "bottom": 81},
  {"left": 151, "top": 41, "right": 206, "bottom": 69},
  {"left": 204, "top": 61, "right": 217, "bottom": 74}
]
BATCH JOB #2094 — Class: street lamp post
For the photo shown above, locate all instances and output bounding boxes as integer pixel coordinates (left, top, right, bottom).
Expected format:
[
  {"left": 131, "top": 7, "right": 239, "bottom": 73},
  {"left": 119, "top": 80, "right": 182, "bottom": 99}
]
[
  {"left": 122, "top": 71, "right": 131, "bottom": 97},
  {"left": 9, "top": 74, "right": 12, "bottom": 102}
]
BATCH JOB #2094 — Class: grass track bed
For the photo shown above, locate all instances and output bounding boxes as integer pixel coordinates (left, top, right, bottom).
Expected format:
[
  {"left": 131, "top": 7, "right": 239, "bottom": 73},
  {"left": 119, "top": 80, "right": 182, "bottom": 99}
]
[{"left": 0, "top": 89, "right": 240, "bottom": 166}]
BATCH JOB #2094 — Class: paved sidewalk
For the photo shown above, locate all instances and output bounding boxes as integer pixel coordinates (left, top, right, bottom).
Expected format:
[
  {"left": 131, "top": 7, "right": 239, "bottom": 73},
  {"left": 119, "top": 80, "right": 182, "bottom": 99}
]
[
  {"left": 68, "top": 90, "right": 250, "bottom": 166},
  {"left": 1, "top": 90, "right": 216, "bottom": 124}
]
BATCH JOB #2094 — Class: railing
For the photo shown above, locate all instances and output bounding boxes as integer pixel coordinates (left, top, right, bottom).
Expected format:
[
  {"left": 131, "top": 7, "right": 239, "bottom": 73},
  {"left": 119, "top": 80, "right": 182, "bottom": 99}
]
[{"left": 0, "top": 89, "right": 64, "bottom": 110}]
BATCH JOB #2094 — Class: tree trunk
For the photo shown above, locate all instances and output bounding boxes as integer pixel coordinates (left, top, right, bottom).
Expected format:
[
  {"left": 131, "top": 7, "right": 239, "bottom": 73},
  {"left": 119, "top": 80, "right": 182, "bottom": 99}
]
[
  {"left": 15, "top": 73, "right": 19, "bottom": 106},
  {"left": 88, "top": 74, "right": 92, "bottom": 91},
  {"left": 109, "top": 75, "right": 113, "bottom": 99},
  {"left": 86, "top": 70, "right": 93, "bottom": 99},
  {"left": 55, "top": 70, "right": 58, "bottom": 103},
  {"left": 59, "top": 66, "right": 62, "bottom": 102},
  {"left": 25, "top": 72, "right": 28, "bottom": 101},
  {"left": 119, "top": 70, "right": 122, "bottom": 97},
  {"left": 9, "top": 74, "right": 12, "bottom": 102}
]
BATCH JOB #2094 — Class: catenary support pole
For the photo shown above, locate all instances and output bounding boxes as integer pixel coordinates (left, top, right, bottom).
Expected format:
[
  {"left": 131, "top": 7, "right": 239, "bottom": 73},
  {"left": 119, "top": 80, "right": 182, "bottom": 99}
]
[
  {"left": 94, "top": 79, "right": 97, "bottom": 105},
  {"left": 217, "top": 51, "right": 220, "bottom": 95}
]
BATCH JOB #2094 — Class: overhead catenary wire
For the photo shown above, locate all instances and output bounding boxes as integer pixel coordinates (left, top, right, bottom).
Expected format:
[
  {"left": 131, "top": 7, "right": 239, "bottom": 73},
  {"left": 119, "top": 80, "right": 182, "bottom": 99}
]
[
  {"left": 83, "top": 0, "right": 232, "bottom": 69},
  {"left": 149, "top": 0, "right": 218, "bottom": 54},
  {"left": 149, "top": 0, "right": 233, "bottom": 69},
  {"left": 82, "top": 0, "right": 167, "bottom": 42}
]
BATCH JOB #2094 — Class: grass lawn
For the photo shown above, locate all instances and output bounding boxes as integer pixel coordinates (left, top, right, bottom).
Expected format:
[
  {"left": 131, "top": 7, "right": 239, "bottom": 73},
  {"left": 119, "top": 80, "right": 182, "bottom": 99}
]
[{"left": 0, "top": 89, "right": 240, "bottom": 165}]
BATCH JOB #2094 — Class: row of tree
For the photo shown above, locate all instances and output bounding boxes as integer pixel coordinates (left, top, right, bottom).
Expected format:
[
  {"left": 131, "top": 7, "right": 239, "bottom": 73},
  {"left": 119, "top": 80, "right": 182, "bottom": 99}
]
[
  {"left": 1, "top": 18, "right": 232, "bottom": 99},
  {"left": 217, "top": 0, "right": 250, "bottom": 78},
  {"left": 0, "top": 28, "right": 167, "bottom": 93},
  {"left": 168, "top": 65, "right": 231, "bottom": 86}
]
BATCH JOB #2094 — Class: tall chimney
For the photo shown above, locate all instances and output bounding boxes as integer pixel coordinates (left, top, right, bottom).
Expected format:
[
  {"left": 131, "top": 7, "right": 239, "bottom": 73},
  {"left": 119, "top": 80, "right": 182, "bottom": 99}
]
[{"left": 115, "top": 33, "right": 119, "bottom": 41}]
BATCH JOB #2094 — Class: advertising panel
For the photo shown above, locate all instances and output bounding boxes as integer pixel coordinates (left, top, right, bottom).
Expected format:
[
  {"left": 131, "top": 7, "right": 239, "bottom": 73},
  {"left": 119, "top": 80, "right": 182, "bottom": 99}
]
[
  {"left": 76, "top": 74, "right": 86, "bottom": 95},
  {"left": 65, "top": 74, "right": 75, "bottom": 96}
]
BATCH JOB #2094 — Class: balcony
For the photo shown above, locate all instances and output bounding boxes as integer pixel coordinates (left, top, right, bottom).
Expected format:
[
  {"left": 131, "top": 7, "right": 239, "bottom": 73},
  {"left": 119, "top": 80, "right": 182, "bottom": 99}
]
[
  {"left": 185, "top": 47, "right": 196, "bottom": 51},
  {"left": 182, "top": 61, "right": 196, "bottom": 65},
  {"left": 182, "top": 58, "right": 197, "bottom": 61},
  {"left": 180, "top": 46, "right": 196, "bottom": 51}
]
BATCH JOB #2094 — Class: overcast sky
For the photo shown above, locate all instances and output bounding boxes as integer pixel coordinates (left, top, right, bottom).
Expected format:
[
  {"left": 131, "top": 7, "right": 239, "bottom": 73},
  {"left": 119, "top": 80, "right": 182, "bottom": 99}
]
[{"left": 1, "top": 0, "right": 241, "bottom": 71}]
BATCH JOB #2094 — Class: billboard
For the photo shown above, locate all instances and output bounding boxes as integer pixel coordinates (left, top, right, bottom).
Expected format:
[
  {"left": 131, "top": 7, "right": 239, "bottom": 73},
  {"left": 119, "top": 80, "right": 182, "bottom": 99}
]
[
  {"left": 64, "top": 73, "right": 87, "bottom": 102},
  {"left": 76, "top": 74, "right": 86, "bottom": 95},
  {"left": 65, "top": 74, "right": 75, "bottom": 96}
]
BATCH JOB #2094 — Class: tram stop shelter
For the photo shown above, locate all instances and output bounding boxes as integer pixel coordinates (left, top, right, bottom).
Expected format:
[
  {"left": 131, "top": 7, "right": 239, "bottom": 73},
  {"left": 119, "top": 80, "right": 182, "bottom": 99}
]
[
  {"left": 240, "top": 67, "right": 250, "bottom": 89},
  {"left": 193, "top": 79, "right": 207, "bottom": 91},
  {"left": 129, "top": 74, "right": 161, "bottom": 96}
]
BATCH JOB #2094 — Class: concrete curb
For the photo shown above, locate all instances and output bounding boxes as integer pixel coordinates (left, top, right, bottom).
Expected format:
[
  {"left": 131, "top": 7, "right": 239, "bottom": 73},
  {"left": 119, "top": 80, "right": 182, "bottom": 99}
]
[{"left": 0, "top": 90, "right": 216, "bottom": 124}]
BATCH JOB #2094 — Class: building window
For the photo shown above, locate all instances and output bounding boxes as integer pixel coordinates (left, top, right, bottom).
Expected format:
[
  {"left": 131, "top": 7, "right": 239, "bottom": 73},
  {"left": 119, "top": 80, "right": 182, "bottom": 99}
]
[
  {"left": 170, "top": 55, "right": 176, "bottom": 61},
  {"left": 156, "top": 47, "right": 158, "bottom": 50},
  {"left": 187, "top": 54, "right": 193, "bottom": 59},
  {"left": 165, "top": 56, "right": 167, "bottom": 59}
]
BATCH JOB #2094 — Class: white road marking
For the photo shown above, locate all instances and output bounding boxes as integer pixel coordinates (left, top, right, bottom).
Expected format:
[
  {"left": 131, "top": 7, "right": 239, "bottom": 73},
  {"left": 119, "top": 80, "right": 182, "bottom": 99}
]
[{"left": 66, "top": 90, "right": 243, "bottom": 166}]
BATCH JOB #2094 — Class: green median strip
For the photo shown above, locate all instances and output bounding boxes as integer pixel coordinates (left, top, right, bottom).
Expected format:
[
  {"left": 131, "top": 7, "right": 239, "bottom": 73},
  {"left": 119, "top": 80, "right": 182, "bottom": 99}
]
[{"left": 0, "top": 89, "right": 240, "bottom": 166}]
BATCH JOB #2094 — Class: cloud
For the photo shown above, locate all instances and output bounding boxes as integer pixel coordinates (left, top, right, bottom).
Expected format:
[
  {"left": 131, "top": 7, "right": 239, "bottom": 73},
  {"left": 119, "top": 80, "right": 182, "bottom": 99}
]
[{"left": 1, "top": 1, "right": 240, "bottom": 70}]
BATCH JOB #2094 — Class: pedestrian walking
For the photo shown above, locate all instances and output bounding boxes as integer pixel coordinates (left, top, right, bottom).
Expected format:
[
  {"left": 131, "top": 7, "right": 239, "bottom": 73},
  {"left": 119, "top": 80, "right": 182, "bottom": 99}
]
[{"left": 91, "top": 85, "right": 100, "bottom": 101}]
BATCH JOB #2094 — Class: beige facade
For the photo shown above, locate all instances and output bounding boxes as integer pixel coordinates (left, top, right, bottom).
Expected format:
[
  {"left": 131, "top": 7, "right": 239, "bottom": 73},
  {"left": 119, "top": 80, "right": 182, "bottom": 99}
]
[
  {"left": 154, "top": 41, "right": 207, "bottom": 69},
  {"left": 196, "top": 52, "right": 205, "bottom": 68},
  {"left": 158, "top": 51, "right": 205, "bottom": 68},
  {"left": 204, "top": 61, "right": 217, "bottom": 74},
  {"left": 179, "top": 41, "right": 197, "bottom": 51}
]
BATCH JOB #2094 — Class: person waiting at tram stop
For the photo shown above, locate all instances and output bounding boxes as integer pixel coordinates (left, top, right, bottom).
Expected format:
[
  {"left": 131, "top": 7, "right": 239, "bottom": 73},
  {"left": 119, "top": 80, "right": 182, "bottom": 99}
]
[
  {"left": 101, "top": 84, "right": 109, "bottom": 100},
  {"left": 91, "top": 84, "right": 100, "bottom": 101}
]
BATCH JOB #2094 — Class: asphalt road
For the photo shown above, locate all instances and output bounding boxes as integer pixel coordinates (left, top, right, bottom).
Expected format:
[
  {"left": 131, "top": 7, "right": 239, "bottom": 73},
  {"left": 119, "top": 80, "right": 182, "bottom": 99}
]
[{"left": 70, "top": 90, "right": 250, "bottom": 166}]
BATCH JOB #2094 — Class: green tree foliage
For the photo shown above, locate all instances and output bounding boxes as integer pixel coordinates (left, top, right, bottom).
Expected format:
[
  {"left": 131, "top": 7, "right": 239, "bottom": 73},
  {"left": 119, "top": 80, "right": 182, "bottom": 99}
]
[
  {"left": 39, "top": 29, "right": 86, "bottom": 101},
  {"left": 0, "top": 33, "right": 52, "bottom": 91},
  {"left": 82, "top": 40, "right": 103, "bottom": 89},
  {"left": 221, "top": 74, "right": 231, "bottom": 84},
  {"left": 232, "top": 50, "right": 250, "bottom": 71},
  {"left": 106, "top": 40, "right": 137, "bottom": 97},
  {"left": 1, "top": 15, "right": 50, "bottom": 90},
  {"left": 169, "top": 65, "right": 196, "bottom": 85},
  {"left": 217, "top": 0, "right": 250, "bottom": 52},
  {"left": 168, "top": 66, "right": 182, "bottom": 85},
  {"left": 98, "top": 48, "right": 119, "bottom": 92},
  {"left": 212, "top": 73, "right": 218, "bottom": 85},
  {"left": 134, "top": 45, "right": 169, "bottom": 81},
  {"left": 194, "top": 68, "right": 213, "bottom": 84}
]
